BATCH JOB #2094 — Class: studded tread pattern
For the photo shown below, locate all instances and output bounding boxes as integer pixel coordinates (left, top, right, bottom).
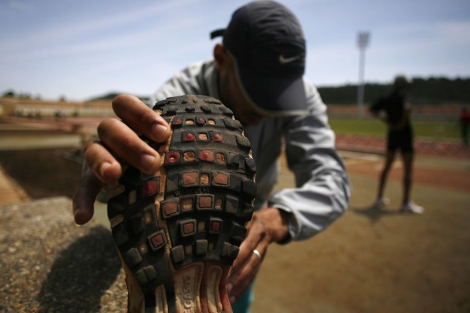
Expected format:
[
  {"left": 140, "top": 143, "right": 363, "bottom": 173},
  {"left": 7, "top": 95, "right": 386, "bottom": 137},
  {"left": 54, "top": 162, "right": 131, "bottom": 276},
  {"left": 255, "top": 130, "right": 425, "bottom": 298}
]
[{"left": 107, "top": 95, "right": 256, "bottom": 313}]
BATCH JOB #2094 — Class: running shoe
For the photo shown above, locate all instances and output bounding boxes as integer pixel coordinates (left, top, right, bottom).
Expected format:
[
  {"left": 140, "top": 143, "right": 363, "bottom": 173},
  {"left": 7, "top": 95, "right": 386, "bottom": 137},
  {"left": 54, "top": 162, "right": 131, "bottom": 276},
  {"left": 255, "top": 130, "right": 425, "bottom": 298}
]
[
  {"left": 374, "top": 197, "right": 390, "bottom": 209},
  {"left": 400, "top": 202, "right": 424, "bottom": 214},
  {"left": 106, "top": 95, "right": 256, "bottom": 313}
]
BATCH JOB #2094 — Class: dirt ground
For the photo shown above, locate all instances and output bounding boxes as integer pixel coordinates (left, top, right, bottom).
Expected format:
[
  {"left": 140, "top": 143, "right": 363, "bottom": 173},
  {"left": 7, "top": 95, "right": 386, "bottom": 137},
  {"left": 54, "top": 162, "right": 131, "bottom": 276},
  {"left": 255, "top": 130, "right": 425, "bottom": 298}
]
[
  {"left": 0, "top": 134, "right": 469, "bottom": 312},
  {"left": 252, "top": 152, "right": 470, "bottom": 313}
]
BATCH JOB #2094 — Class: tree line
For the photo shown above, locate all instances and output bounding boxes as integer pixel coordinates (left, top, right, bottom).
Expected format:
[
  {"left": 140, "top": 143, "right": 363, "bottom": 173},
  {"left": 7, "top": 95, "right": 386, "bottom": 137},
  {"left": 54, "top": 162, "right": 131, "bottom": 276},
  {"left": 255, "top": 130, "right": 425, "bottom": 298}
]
[
  {"left": 317, "top": 77, "right": 470, "bottom": 105},
  {"left": 3, "top": 76, "right": 469, "bottom": 105}
]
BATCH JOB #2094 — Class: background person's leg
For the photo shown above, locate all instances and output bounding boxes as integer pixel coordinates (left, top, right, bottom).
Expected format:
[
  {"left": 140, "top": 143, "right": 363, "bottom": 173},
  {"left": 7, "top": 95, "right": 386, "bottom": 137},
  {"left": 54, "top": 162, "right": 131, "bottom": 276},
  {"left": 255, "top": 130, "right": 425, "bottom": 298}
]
[
  {"left": 377, "top": 151, "right": 396, "bottom": 201},
  {"left": 401, "top": 152, "right": 414, "bottom": 205},
  {"left": 400, "top": 151, "right": 424, "bottom": 213}
]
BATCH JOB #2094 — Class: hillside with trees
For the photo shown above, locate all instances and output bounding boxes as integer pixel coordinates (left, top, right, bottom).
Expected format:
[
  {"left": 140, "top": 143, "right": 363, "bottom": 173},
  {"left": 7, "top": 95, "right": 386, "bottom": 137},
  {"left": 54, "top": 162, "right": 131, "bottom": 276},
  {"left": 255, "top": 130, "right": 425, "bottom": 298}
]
[
  {"left": 2, "top": 77, "right": 469, "bottom": 106},
  {"left": 85, "top": 92, "right": 150, "bottom": 103},
  {"left": 317, "top": 77, "right": 470, "bottom": 105}
]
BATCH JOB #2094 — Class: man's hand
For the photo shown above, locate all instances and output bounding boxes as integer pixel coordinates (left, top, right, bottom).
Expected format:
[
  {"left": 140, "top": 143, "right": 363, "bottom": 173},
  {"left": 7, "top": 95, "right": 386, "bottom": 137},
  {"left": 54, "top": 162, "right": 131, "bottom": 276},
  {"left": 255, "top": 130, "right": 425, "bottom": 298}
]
[
  {"left": 73, "top": 94, "right": 171, "bottom": 225},
  {"left": 227, "top": 207, "right": 290, "bottom": 303},
  {"left": 72, "top": 94, "right": 288, "bottom": 304}
]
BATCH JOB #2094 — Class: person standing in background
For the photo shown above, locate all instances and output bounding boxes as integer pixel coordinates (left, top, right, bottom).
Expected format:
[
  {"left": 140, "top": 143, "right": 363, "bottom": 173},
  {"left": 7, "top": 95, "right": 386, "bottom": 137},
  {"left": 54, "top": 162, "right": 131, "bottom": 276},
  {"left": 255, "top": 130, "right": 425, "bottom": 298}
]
[{"left": 369, "top": 75, "right": 424, "bottom": 214}]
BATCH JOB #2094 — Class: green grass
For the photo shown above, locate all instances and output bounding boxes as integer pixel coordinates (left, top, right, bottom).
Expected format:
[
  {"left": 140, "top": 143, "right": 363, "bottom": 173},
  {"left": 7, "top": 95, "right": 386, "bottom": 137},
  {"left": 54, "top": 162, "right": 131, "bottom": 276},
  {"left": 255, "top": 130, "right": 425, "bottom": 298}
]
[{"left": 328, "top": 118, "right": 461, "bottom": 141}]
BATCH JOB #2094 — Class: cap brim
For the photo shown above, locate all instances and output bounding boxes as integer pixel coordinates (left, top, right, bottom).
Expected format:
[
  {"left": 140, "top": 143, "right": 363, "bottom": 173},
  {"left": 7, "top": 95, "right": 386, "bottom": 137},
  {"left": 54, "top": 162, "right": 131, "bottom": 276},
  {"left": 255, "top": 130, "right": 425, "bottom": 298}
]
[{"left": 235, "top": 62, "right": 309, "bottom": 117}]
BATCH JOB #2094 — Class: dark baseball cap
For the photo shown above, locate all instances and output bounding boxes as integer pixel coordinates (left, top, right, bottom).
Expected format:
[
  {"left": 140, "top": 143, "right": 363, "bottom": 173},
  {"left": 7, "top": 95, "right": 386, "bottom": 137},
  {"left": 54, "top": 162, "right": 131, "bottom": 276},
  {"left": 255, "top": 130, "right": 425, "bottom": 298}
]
[{"left": 210, "top": 1, "right": 308, "bottom": 116}]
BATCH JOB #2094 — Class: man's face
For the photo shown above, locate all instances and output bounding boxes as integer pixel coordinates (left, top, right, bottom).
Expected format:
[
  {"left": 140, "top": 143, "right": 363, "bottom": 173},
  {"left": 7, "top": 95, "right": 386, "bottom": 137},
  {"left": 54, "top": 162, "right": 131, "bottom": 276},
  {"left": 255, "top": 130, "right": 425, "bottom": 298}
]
[{"left": 218, "top": 65, "right": 268, "bottom": 125}]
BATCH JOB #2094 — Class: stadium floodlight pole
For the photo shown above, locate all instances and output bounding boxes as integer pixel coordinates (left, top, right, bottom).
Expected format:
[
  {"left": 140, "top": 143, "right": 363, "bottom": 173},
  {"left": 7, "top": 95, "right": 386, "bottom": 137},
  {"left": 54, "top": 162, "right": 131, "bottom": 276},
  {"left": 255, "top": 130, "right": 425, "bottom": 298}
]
[{"left": 357, "top": 31, "right": 370, "bottom": 118}]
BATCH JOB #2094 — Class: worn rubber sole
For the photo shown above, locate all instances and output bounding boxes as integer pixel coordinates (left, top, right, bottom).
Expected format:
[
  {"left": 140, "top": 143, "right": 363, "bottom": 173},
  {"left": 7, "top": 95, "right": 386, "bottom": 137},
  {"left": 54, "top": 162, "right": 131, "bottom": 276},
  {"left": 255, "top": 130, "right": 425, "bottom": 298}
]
[{"left": 106, "top": 95, "right": 256, "bottom": 313}]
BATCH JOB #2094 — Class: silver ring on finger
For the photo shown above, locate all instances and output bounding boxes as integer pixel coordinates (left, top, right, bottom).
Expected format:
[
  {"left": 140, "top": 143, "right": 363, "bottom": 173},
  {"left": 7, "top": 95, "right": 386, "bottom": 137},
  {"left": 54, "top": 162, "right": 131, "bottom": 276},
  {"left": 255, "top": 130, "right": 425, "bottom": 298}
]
[{"left": 253, "top": 249, "right": 262, "bottom": 261}]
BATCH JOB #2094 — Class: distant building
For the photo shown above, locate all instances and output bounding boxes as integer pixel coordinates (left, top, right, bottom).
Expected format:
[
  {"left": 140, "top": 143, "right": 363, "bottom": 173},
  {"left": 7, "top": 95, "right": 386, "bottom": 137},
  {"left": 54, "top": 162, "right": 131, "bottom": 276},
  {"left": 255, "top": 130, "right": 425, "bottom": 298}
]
[{"left": 0, "top": 97, "right": 116, "bottom": 118}]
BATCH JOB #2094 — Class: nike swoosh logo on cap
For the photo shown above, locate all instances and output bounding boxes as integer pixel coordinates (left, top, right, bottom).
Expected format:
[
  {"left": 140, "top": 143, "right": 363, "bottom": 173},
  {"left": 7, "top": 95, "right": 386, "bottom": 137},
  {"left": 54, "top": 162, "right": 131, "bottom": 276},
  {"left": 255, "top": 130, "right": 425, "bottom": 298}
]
[{"left": 279, "top": 54, "right": 301, "bottom": 64}]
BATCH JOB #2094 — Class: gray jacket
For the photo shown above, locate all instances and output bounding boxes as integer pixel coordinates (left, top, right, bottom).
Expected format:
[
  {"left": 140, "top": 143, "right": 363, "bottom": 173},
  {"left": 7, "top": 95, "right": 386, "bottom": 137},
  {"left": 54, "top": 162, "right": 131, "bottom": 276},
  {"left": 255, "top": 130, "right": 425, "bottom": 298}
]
[{"left": 150, "top": 59, "right": 351, "bottom": 242}]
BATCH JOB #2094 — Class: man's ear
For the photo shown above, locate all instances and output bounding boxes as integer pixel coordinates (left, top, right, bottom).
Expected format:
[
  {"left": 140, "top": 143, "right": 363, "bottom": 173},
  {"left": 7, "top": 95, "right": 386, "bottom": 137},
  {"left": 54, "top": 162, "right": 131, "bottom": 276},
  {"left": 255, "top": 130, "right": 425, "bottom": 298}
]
[{"left": 213, "top": 43, "right": 229, "bottom": 73}]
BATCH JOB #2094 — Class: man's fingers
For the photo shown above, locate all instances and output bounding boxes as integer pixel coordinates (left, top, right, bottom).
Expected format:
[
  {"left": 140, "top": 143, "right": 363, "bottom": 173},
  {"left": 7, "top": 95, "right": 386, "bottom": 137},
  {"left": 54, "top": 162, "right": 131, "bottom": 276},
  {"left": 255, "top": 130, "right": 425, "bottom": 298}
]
[
  {"left": 74, "top": 94, "right": 170, "bottom": 226},
  {"left": 84, "top": 139, "right": 123, "bottom": 183},
  {"left": 229, "top": 210, "right": 268, "bottom": 276},
  {"left": 97, "top": 118, "right": 163, "bottom": 175},
  {"left": 227, "top": 218, "right": 269, "bottom": 303},
  {"left": 232, "top": 237, "right": 267, "bottom": 278},
  {"left": 73, "top": 170, "right": 103, "bottom": 225},
  {"left": 227, "top": 245, "right": 265, "bottom": 304},
  {"left": 230, "top": 233, "right": 261, "bottom": 276},
  {"left": 112, "top": 94, "right": 171, "bottom": 143}
]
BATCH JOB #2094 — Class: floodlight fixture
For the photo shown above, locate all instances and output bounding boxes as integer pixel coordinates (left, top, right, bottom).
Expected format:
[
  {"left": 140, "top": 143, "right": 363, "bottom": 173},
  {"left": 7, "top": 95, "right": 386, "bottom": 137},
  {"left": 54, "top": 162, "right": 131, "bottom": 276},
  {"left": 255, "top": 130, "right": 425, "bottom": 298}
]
[{"left": 357, "top": 31, "right": 370, "bottom": 118}]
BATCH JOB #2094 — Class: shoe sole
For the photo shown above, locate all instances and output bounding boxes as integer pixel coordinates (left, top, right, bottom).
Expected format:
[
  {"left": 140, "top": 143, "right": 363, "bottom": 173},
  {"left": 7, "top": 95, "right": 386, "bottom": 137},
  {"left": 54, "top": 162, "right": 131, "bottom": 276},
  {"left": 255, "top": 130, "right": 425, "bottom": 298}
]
[{"left": 106, "top": 95, "right": 256, "bottom": 313}]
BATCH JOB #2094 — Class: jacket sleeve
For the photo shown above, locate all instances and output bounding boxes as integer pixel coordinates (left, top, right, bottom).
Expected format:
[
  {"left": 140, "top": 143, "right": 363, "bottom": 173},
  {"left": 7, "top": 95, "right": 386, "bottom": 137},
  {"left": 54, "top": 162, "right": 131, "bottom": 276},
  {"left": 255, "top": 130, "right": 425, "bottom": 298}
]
[
  {"left": 150, "top": 61, "right": 212, "bottom": 105},
  {"left": 267, "top": 83, "right": 351, "bottom": 241}
]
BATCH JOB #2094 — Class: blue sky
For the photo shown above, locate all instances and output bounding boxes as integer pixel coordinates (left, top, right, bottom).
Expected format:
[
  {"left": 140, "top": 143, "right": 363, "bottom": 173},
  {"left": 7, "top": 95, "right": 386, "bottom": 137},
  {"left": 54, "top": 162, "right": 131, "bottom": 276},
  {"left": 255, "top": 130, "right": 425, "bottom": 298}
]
[{"left": 1, "top": 0, "right": 469, "bottom": 101}]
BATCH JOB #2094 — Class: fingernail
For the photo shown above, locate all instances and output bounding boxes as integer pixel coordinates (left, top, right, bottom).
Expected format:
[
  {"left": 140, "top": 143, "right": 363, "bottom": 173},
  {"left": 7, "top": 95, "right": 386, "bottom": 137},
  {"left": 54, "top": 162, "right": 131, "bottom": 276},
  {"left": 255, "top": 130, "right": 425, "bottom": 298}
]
[
  {"left": 140, "top": 154, "right": 156, "bottom": 171},
  {"left": 152, "top": 123, "right": 168, "bottom": 140},
  {"left": 227, "top": 283, "right": 233, "bottom": 292},
  {"left": 73, "top": 206, "right": 83, "bottom": 225},
  {"left": 230, "top": 296, "right": 236, "bottom": 304},
  {"left": 100, "top": 162, "right": 112, "bottom": 177}
]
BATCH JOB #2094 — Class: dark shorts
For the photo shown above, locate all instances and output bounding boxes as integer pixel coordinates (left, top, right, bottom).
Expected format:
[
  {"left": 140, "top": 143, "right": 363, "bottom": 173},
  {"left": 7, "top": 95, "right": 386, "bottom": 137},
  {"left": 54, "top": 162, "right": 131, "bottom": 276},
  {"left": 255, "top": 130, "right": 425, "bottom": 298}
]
[{"left": 387, "top": 127, "right": 414, "bottom": 153}]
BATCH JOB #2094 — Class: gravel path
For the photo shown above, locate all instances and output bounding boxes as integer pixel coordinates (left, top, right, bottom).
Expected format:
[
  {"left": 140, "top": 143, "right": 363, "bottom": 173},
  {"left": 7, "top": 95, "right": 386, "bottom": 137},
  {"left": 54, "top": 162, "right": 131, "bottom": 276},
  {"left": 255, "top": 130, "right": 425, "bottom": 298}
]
[{"left": 0, "top": 197, "right": 128, "bottom": 313}]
